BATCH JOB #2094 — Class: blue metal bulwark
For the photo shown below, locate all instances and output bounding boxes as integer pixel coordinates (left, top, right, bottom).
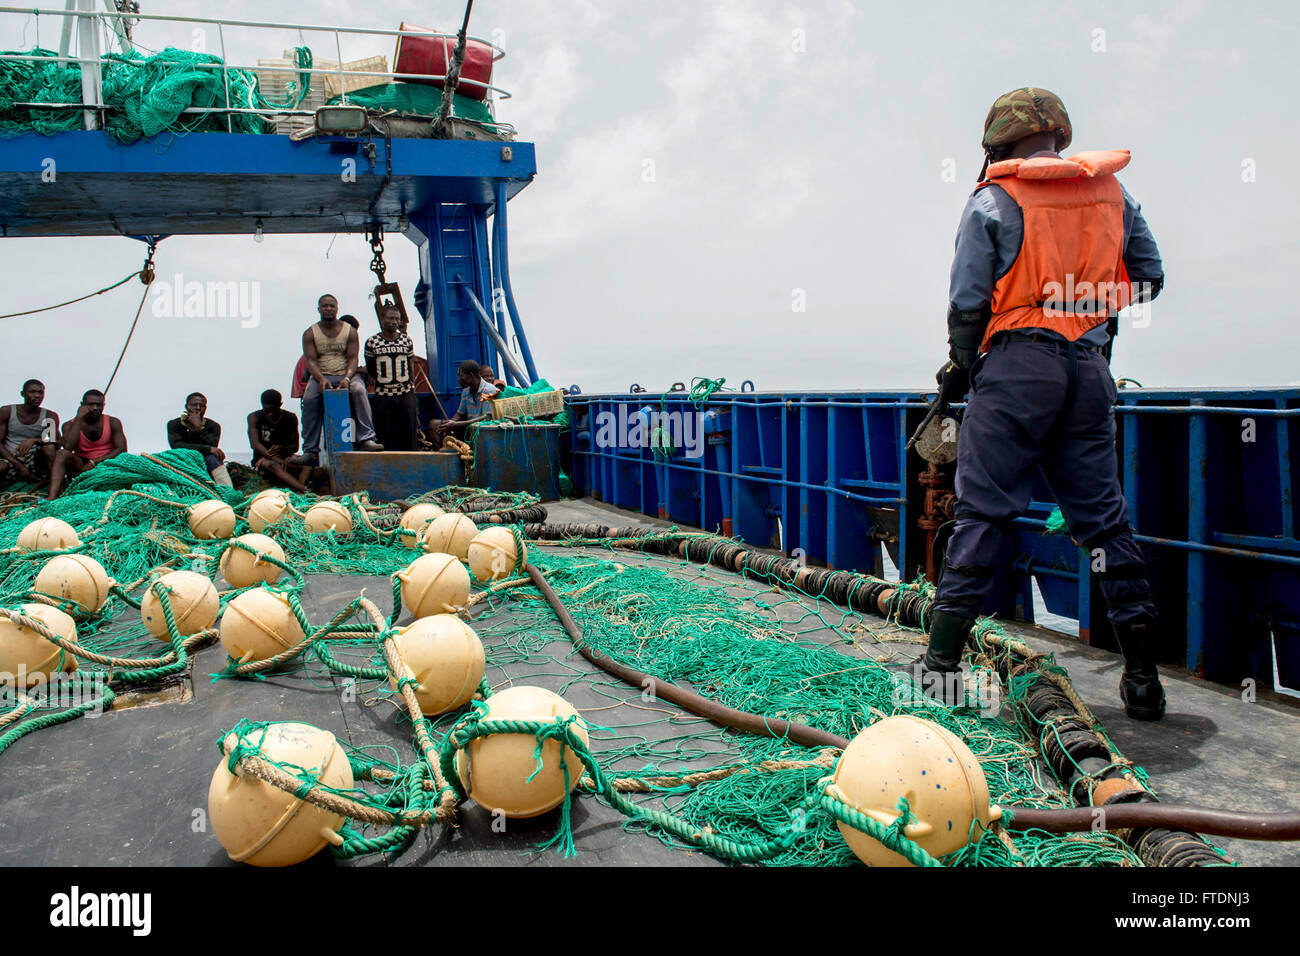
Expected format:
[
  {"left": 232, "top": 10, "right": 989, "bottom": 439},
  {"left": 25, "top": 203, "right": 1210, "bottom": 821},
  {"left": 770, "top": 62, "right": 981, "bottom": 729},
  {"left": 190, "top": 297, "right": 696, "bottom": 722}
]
[{"left": 567, "top": 387, "right": 1300, "bottom": 690}]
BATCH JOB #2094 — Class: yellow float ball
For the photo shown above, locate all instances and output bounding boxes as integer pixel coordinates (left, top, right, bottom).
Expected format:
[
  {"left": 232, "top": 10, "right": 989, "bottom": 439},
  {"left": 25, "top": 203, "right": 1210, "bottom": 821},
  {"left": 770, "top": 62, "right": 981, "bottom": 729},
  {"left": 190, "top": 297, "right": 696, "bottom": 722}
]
[
  {"left": 188, "top": 499, "right": 237, "bottom": 539},
  {"left": 467, "top": 527, "right": 526, "bottom": 583},
  {"left": 455, "top": 686, "right": 588, "bottom": 818},
  {"left": 389, "top": 615, "right": 485, "bottom": 715},
  {"left": 304, "top": 500, "right": 353, "bottom": 534},
  {"left": 396, "top": 553, "right": 471, "bottom": 618},
  {"left": 830, "top": 714, "right": 996, "bottom": 867},
  {"left": 421, "top": 513, "right": 477, "bottom": 561},
  {"left": 140, "top": 569, "right": 220, "bottom": 638},
  {"left": 32, "top": 554, "right": 114, "bottom": 614},
  {"left": 220, "top": 588, "right": 305, "bottom": 665},
  {"left": 0, "top": 603, "right": 78, "bottom": 685},
  {"left": 208, "top": 721, "right": 353, "bottom": 867},
  {"left": 397, "top": 503, "right": 446, "bottom": 549},
  {"left": 247, "top": 490, "right": 290, "bottom": 533},
  {"left": 16, "top": 517, "right": 81, "bottom": 552},
  {"left": 220, "top": 533, "right": 285, "bottom": 589}
]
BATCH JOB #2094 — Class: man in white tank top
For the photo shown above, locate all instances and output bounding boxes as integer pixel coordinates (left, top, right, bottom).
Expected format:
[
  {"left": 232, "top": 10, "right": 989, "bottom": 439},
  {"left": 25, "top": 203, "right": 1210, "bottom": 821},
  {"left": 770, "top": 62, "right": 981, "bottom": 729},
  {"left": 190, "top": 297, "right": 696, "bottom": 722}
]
[
  {"left": 290, "top": 293, "right": 383, "bottom": 464},
  {"left": 0, "top": 379, "right": 60, "bottom": 486}
]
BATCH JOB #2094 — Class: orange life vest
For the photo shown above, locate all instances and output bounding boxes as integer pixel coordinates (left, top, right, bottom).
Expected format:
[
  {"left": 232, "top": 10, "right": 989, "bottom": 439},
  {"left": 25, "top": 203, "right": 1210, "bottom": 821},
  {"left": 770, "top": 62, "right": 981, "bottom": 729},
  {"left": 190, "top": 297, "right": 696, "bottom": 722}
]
[{"left": 979, "top": 149, "right": 1133, "bottom": 352}]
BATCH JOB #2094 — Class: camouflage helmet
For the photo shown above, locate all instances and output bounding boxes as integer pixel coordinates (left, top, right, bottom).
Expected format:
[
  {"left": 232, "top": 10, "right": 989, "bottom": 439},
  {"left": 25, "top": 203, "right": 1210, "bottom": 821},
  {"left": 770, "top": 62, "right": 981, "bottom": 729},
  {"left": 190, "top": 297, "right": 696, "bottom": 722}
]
[{"left": 982, "top": 87, "right": 1072, "bottom": 152}]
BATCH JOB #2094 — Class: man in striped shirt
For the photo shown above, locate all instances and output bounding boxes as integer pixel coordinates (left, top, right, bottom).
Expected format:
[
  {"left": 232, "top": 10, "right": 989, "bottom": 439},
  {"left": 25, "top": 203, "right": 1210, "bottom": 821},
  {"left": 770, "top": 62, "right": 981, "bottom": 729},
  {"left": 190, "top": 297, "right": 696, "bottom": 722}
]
[{"left": 364, "top": 306, "right": 420, "bottom": 451}]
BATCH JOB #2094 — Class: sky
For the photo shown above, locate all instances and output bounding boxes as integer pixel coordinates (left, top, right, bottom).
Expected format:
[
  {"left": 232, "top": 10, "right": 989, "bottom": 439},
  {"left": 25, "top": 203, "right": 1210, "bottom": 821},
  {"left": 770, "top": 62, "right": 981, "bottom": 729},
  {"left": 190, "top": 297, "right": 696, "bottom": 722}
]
[{"left": 1, "top": 0, "right": 1297, "bottom": 452}]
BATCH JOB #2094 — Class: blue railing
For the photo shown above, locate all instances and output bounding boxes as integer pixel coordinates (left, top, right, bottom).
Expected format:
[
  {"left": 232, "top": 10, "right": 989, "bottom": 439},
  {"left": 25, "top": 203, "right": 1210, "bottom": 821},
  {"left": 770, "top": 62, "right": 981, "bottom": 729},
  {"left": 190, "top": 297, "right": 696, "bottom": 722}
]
[{"left": 566, "top": 387, "right": 1300, "bottom": 690}]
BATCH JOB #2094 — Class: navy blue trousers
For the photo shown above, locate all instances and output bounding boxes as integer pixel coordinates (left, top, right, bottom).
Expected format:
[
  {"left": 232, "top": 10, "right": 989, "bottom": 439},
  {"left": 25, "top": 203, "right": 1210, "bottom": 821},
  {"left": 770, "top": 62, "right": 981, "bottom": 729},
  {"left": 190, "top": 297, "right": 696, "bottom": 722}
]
[{"left": 932, "top": 337, "right": 1157, "bottom": 627}]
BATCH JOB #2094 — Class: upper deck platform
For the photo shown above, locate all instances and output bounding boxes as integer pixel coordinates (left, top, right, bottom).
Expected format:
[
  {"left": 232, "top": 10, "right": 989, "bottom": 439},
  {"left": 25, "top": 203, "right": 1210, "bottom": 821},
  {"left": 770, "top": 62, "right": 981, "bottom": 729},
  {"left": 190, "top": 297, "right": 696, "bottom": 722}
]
[{"left": 0, "top": 130, "right": 536, "bottom": 238}]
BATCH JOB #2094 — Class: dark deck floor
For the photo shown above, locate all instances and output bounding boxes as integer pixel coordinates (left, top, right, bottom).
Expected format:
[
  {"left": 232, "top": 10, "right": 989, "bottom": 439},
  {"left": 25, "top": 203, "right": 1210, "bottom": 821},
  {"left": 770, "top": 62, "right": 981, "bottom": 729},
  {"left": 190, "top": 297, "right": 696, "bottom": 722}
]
[{"left": 2, "top": 498, "right": 1296, "bottom": 867}]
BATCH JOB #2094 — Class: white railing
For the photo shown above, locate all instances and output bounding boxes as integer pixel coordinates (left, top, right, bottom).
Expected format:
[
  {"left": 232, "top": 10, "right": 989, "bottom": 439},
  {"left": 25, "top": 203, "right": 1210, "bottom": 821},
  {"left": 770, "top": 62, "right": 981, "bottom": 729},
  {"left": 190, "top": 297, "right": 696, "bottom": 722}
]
[{"left": 0, "top": 5, "right": 511, "bottom": 133}]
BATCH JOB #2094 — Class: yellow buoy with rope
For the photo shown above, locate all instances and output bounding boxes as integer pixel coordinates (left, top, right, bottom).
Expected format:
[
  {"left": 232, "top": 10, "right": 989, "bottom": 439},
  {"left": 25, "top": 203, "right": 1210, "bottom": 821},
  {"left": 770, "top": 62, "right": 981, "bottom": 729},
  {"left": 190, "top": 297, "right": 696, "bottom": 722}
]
[
  {"left": 829, "top": 714, "right": 996, "bottom": 867},
  {"left": 220, "top": 533, "right": 286, "bottom": 589},
  {"left": 422, "top": 513, "right": 477, "bottom": 561},
  {"left": 208, "top": 721, "right": 353, "bottom": 867},
  {"left": 0, "top": 603, "right": 79, "bottom": 684},
  {"left": 455, "top": 686, "right": 588, "bottom": 818},
  {"left": 398, "top": 503, "right": 446, "bottom": 549},
  {"left": 188, "top": 499, "right": 237, "bottom": 539},
  {"left": 140, "top": 569, "right": 220, "bottom": 638},
  {"left": 33, "top": 554, "right": 114, "bottom": 614},
  {"left": 247, "top": 489, "right": 290, "bottom": 533},
  {"left": 220, "top": 587, "right": 305, "bottom": 665},
  {"left": 467, "top": 526, "right": 525, "bottom": 583},
  {"left": 304, "top": 500, "right": 353, "bottom": 534},
  {"left": 396, "top": 552, "right": 471, "bottom": 618},
  {"left": 16, "top": 517, "right": 81, "bottom": 552},
  {"left": 389, "top": 614, "right": 485, "bottom": 715}
]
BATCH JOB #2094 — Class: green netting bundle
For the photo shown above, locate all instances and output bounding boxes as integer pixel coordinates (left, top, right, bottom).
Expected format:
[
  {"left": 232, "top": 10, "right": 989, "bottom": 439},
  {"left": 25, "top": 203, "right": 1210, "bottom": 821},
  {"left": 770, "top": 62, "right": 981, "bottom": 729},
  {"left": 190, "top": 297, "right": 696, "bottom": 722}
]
[
  {"left": 494, "top": 377, "right": 556, "bottom": 401},
  {"left": 63, "top": 449, "right": 239, "bottom": 502},
  {"left": 0, "top": 46, "right": 283, "bottom": 142}
]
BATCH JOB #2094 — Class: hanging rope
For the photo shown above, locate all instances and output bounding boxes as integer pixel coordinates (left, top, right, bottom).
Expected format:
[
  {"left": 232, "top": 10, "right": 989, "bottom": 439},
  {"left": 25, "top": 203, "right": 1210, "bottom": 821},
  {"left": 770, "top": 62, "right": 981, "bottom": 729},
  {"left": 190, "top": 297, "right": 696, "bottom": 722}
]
[
  {"left": 0, "top": 272, "right": 140, "bottom": 320},
  {"left": 103, "top": 239, "right": 159, "bottom": 396},
  {"left": 432, "top": 0, "right": 475, "bottom": 138}
]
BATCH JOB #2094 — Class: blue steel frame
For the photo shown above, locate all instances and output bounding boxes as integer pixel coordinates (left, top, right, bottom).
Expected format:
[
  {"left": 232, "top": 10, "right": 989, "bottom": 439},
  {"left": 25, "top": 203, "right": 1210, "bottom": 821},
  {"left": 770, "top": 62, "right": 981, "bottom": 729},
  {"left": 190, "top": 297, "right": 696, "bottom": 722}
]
[
  {"left": 0, "top": 130, "right": 538, "bottom": 415},
  {"left": 567, "top": 387, "right": 1300, "bottom": 689}
]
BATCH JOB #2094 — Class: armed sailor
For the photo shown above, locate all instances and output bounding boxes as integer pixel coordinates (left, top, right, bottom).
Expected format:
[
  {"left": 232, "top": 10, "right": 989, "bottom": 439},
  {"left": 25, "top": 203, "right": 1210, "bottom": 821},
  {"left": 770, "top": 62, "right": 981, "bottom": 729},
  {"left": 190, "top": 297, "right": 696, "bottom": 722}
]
[{"left": 919, "top": 88, "right": 1168, "bottom": 720}]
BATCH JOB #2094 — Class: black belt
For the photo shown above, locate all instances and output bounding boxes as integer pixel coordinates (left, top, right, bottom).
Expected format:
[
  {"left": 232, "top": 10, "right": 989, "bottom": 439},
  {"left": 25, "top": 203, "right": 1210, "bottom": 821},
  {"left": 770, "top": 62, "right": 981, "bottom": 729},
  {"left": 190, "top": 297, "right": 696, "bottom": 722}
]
[{"left": 994, "top": 330, "right": 1106, "bottom": 354}]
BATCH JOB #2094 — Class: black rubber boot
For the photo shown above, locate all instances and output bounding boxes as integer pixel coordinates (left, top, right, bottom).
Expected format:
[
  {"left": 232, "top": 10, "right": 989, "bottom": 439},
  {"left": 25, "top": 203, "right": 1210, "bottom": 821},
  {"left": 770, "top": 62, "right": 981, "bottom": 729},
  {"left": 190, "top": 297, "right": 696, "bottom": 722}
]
[
  {"left": 1114, "top": 621, "right": 1166, "bottom": 721},
  {"left": 917, "top": 611, "right": 974, "bottom": 706}
]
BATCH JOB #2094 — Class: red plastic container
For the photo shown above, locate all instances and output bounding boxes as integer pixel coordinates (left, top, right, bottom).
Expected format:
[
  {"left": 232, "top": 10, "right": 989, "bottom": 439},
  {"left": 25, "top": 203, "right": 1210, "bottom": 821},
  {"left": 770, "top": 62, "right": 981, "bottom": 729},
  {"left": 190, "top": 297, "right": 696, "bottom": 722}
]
[{"left": 393, "top": 22, "right": 494, "bottom": 101}]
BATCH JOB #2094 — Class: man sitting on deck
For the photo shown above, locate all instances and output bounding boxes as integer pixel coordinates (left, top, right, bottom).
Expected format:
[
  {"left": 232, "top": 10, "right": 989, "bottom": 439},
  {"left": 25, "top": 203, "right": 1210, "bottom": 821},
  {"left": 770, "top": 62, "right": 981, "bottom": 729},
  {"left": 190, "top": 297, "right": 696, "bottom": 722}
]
[
  {"left": 288, "top": 293, "right": 383, "bottom": 465},
  {"left": 0, "top": 379, "right": 60, "bottom": 488},
  {"left": 166, "top": 392, "right": 232, "bottom": 487},
  {"left": 428, "top": 359, "right": 497, "bottom": 444},
  {"left": 247, "top": 389, "right": 308, "bottom": 493},
  {"left": 46, "top": 389, "right": 126, "bottom": 499}
]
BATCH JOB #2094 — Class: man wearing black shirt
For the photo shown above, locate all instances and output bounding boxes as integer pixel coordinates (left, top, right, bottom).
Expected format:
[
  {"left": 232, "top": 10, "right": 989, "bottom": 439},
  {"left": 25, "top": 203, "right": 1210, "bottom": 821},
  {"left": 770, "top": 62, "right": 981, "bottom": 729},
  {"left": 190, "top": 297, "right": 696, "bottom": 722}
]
[
  {"left": 247, "top": 389, "right": 307, "bottom": 492},
  {"left": 167, "top": 392, "right": 232, "bottom": 486},
  {"left": 364, "top": 306, "right": 420, "bottom": 451}
]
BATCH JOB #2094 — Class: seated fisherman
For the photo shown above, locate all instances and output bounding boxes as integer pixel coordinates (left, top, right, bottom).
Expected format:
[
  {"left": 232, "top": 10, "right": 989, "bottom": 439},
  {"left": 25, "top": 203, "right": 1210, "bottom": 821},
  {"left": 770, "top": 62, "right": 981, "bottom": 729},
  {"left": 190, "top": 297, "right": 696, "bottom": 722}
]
[
  {"left": 0, "top": 379, "right": 60, "bottom": 488},
  {"left": 247, "top": 389, "right": 308, "bottom": 493},
  {"left": 365, "top": 305, "right": 420, "bottom": 451},
  {"left": 167, "top": 392, "right": 232, "bottom": 486},
  {"left": 428, "top": 359, "right": 497, "bottom": 443},
  {"left": 289, "top": 293, "right": 383, "bottom": 465},
  {"left": 47, "top": 389, "right": 126, "bottom": 499}
]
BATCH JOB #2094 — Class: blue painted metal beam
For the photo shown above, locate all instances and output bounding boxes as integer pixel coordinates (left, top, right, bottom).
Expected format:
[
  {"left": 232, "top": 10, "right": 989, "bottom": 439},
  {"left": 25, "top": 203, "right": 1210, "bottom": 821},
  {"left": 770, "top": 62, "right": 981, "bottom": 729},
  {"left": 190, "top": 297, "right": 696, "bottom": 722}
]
[{"left": 0, "top": 131, "right": 535, "bottom": 237}]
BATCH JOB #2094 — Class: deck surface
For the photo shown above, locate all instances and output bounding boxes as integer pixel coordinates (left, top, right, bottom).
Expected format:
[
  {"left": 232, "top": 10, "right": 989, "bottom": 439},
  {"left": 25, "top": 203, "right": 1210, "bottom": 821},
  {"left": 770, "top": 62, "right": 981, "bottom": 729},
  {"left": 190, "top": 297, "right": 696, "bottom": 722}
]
[{"left": 1, "top": 498, "right": 1296, "bottom": 867}]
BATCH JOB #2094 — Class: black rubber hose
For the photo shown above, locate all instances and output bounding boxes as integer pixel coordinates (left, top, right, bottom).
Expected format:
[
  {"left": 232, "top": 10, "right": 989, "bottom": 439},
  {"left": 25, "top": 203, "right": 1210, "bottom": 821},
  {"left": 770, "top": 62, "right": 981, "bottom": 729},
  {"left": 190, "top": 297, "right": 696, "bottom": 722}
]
[{"left": 1006, "top": 805, "right": 1300, "bottom": 842}]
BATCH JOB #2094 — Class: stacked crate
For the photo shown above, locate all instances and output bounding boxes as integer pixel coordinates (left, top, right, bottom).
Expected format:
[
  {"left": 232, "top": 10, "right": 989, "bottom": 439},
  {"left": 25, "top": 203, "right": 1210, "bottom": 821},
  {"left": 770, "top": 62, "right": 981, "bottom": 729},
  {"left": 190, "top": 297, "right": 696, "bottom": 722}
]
[{"left": 255, "top": 51, "right": 388, "bottom": 135}]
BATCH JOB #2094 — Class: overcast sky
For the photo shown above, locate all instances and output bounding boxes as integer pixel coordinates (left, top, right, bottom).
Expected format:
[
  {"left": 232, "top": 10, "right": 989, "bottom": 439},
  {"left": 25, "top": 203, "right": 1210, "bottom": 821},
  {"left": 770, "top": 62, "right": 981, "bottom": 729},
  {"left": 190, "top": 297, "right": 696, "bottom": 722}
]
[{"left": 1, "top": 0, "right": 1296, "bottom": 452}]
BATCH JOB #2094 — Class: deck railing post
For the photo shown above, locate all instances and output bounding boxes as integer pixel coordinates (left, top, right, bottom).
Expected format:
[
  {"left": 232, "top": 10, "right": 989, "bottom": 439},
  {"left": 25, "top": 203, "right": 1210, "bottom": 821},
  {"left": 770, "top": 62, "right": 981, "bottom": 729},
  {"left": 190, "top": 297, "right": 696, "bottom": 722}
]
[{"left": 75, "top": 0, "right": 101, "bottom": 130}]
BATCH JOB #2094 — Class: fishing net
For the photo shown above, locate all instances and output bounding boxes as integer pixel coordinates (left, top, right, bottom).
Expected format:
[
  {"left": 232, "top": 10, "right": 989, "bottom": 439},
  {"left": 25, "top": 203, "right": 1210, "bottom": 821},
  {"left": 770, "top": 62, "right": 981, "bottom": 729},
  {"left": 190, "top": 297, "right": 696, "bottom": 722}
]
[
  {"left": 0, "top": 458, "right": 1229, "bottom": 866},
  {"left": 0, "top": 46, "right": 313, "bottom": 142}
]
